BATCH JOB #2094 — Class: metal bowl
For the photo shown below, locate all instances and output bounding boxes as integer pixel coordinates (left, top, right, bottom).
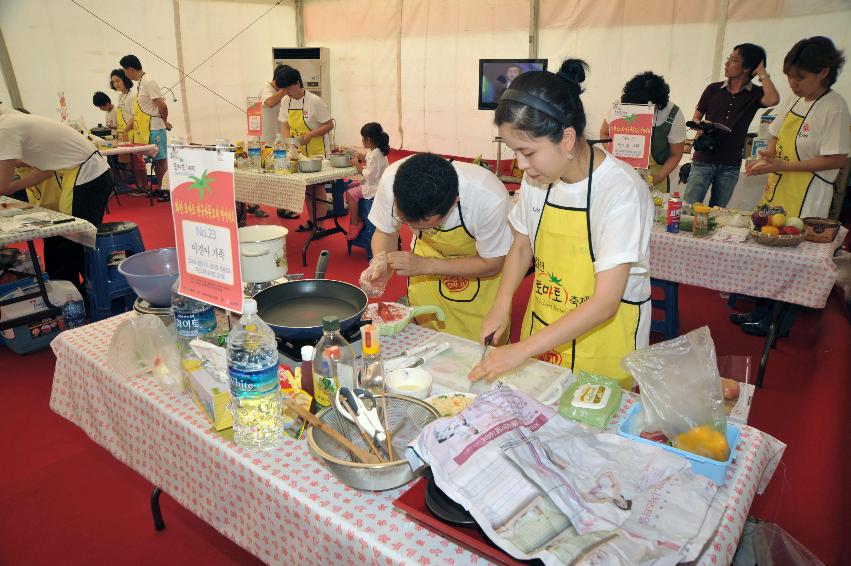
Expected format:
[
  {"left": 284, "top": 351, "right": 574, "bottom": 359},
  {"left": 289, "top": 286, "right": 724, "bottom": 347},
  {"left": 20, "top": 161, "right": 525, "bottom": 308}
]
[
  {"left": 298, "top": 157, "right": 323, "bottom": 173},
  {"left": 329, "top": 153, "right": 351, "bottom": 168},
  {"left": 306, "top": 394, "right": 440, "bottom": 491}
]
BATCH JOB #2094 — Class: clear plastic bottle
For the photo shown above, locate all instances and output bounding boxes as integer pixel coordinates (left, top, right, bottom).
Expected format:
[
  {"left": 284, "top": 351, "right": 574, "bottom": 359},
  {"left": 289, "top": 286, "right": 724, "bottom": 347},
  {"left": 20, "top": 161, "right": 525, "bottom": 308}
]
[
  {"left": 171, "top": 278, "right": 217, "bottom": 358},
  {"left": 247, "top": 137, "right": 262, "bottom": 173},
  {"left": 273, "top": 135, "right": 287, "bottom": 174},
  {"left": 227, "top": 298, "right": 284, "bottom": 450},
  {"left": 234, "top": 140, "right": 248, "bottom": 169},
  {"left": 61, "top": 293, "right": 86, "bottom": 329},
  {"left": 358, "top": 324, "right": 385, "bottom": 395},
  {"left": 666, "top": 191, "right": 683, "bottom": 234},
  {"left": 263, "top": 142, "right": 275, "bottom": 173},
  {"left": 300, "top": 345, "right": 316, "bottom": 413},
  {"left": 311, "top": 316, "right": 356, "bottom": 409}
]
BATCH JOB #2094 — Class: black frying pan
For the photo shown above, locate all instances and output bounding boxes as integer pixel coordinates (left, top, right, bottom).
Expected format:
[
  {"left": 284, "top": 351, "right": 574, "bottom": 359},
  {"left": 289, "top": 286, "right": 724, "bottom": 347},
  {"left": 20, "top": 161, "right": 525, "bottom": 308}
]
[{"left": 254, "top": 250, "right": 368, "bottom": 341}]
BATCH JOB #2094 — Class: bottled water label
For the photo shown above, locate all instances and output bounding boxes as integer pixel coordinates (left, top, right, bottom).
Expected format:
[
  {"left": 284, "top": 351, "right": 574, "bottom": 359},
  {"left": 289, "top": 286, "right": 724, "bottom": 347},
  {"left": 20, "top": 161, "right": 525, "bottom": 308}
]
[
  {"left": 229, "top": 364, "right": 279, "bottom": 396},
  {"left": 248, "top": 147, "right": 261, "bottom": 158},
  {"left": 174, "top": 306, "right": 217, "bottom": 337}
]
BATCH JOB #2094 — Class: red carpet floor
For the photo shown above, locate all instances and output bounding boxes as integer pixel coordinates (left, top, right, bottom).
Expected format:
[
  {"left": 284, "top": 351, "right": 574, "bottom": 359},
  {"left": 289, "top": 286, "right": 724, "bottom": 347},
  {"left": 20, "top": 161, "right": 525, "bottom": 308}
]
[{"left": 1, "top": 181, "right": 849, "bottom": 565}]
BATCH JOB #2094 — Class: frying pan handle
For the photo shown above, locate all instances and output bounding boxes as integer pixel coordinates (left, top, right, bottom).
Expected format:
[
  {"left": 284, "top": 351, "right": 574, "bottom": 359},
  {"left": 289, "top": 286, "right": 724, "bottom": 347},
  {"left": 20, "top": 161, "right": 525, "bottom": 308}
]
[{"left": 315, "top": 250, "right": 329, "bottom": 279}]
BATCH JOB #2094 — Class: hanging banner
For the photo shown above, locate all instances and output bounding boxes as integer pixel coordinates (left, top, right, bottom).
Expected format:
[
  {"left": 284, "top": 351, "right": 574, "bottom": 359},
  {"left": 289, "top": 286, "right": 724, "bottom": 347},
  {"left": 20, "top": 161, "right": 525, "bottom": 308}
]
[
  {"left": 246, "top": 97, "right": 262, "bottom": 137},
  {"left": 169, "top": 146, "right": 243, "bottom": 313},
  {"left": 607, "top": 103, "right": 654, "bottom": 169}
]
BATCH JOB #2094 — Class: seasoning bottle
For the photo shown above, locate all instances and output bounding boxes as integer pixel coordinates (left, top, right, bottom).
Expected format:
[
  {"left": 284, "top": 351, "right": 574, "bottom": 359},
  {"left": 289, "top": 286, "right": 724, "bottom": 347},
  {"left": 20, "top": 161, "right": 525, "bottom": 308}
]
[
  {"left": 693, "top": 204, "right": 711, "bottom": 237},
  {"left": 300, "top": 345, "right": 316, "bottom": 413},
  {"left": 311, "top": 316, "right": 356, "bottom": 409},
  {"left": 358, "top": 324, "right": 385, "bottom": 395}
]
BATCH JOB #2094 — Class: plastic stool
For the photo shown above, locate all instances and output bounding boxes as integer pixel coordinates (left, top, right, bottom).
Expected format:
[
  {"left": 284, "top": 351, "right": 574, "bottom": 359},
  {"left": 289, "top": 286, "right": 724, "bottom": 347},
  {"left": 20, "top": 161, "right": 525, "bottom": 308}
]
[
  {"left": 87, "top": 288, "right": 137, "bottom": 321},
  {"left": 84, "top": 222, "right": 144, "bottom": 316},
  {"left": 650, "top": 278, "right": 680, "bottom": 340},
  {"left": 347, "top": 197, "right": 377, "bottom": 259}
]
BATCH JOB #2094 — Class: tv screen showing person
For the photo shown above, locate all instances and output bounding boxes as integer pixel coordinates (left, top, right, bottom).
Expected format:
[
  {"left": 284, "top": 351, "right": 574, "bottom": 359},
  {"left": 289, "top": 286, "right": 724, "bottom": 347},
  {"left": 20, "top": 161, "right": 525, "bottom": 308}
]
[{"left": 479, "top": 59, "right": 548, "bottom": 109}]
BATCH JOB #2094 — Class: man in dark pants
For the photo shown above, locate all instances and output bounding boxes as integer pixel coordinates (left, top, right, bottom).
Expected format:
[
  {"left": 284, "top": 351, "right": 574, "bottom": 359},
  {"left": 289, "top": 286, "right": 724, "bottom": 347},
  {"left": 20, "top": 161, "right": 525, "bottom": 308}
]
[{"left": 0, "top": 108, "right": 114, "bottom": 292}]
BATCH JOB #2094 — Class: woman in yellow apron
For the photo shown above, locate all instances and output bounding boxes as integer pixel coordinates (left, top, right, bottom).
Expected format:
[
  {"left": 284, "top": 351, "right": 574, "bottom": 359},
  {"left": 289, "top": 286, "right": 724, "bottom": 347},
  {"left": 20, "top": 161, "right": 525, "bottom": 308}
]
[
  {"left": 600, "top": 72, "right": 686, "bottom": 192},
  {"left": 109, "top": 69, "right": 149, "bottom": 193},
  {"left": 276, "top": 66, "right": 335, "bottom": 231},
  {"left": 735, "top": 36, "right": 849, "bottom": 338},
  {"left": 470, "top": 59, "right": 653, "bottom": 389}
]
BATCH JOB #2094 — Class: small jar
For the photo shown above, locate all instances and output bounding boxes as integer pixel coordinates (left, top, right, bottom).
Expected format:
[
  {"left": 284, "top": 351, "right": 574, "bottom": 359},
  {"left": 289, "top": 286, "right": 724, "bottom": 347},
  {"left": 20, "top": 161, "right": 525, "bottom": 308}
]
[{"left": 693, "top": 204, "right": 711, "bottom": 237}]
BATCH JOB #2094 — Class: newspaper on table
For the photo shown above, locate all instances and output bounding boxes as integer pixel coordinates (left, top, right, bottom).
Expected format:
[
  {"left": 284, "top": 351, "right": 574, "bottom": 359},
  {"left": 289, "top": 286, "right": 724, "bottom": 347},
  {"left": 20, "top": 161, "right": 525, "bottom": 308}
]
[{"left": 407, "top": 387, "right": 725, "bottom": 565}]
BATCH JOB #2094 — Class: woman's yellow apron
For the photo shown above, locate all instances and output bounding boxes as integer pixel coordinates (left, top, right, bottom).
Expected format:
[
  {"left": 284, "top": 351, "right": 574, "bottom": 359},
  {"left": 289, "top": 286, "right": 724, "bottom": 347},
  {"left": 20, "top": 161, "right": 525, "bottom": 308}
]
[
  {"left": 520, "top": 149, "right": 645, "bottom": 389},
  {"left": 759, "top": 92, "right": 829, "bottom": 217},
  {"left": 115, "top": 96, "right": 131, "bottom": 163},
  {"left": 407, "top": 206, "right": 502, "bottom": 342},
  {"left": 16, "top": 152, "right": 97, "bottom": 214},
  {"left": 132, "top": 79, "right": 153, "bottom": 145},
  {"left": 287, "top": 98, "right": 326, "bottom": 157}
]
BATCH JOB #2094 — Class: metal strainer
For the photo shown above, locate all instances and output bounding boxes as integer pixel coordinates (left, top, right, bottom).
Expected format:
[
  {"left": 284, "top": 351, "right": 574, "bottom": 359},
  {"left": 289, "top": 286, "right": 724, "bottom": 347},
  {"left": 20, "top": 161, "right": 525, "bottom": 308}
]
[{"left": 306, "top": 393, "right": 439, "bottom": 491}]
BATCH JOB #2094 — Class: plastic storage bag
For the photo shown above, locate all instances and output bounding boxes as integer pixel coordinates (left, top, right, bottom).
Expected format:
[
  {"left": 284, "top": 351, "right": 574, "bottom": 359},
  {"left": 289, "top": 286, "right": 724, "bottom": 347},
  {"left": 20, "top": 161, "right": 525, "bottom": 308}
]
[
  {"left": 732, "top": 517, "right": 825, "bottom": 566},
  {"left": 108, "top": 314, "right": 183, "bottom": 393},
  {"left": 358, "top": 251, "right": 391, "bottom": 297},
  {"left": 621, "top": 326, "right": 729, "bottom": 460}
]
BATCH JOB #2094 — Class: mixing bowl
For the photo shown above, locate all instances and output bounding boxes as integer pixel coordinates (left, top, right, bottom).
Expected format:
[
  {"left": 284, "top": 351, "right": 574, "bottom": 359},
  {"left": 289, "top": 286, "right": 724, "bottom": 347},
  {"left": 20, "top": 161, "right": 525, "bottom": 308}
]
[{"left": 117, "top": 247, "right": 179, "bottom": 307}]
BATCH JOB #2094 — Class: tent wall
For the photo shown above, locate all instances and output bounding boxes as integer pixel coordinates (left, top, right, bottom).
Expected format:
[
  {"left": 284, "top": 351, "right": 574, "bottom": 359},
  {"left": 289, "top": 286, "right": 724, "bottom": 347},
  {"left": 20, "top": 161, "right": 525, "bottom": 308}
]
[{"left": 0, "top": 0, "right": 848, "bottom": 157}]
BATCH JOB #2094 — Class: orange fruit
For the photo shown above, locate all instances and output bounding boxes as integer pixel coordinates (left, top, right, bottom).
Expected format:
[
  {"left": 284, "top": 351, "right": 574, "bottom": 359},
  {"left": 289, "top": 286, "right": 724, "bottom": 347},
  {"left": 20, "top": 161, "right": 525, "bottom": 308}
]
[
  {"left": 760, "top": 225, "right": 780, "bottom": 235},
  {"left": 770, "top": 213, "right": 786, "bottom": 227}
]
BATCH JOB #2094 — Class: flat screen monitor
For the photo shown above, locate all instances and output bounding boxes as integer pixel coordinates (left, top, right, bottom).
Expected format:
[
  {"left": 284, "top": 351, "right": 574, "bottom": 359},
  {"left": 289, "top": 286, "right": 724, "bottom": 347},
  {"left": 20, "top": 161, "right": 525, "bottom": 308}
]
[{"left": 479, "top": 59, "right": 548, "bottom": 110}]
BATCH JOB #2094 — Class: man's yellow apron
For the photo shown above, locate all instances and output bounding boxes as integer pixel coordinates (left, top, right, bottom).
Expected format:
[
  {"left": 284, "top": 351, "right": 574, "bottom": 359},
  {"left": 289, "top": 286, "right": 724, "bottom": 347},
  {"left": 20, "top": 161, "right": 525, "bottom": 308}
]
[
  {"left": 759, "top": 92, "right": 829, "bottom": 217},
  {"left": 16, "top": 153, "right": 96, "bottom": 214},
  {"left": 287, "top": 98, "right": 326, "bottom": 157},
  {"left": 520, "top": 149, "right": 645, "bottom": 389},
  {"left": 407, "top": 206, "right": 502, "bottom": 342},
  {"left": 132, "top": 78, "right": 153, "bottom": 145}
]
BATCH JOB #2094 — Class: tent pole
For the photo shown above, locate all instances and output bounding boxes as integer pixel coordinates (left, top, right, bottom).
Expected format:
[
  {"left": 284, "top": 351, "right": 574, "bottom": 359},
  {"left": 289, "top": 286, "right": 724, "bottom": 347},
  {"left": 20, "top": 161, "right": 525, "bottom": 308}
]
[
  {"left": 0, "top": 25, "right": 23, "bottom": 108},
  {"left": 172, "top": 0, "right": 193, "bottom": 142},
  {"left": 711, "top": 0, "right": 730, "bottom": 82},
  {"left": 528, "top": 0, "right": 539, "bottom": 59},
  {"left": 295, "top": 0, "right": 305, "bottom": 48}
]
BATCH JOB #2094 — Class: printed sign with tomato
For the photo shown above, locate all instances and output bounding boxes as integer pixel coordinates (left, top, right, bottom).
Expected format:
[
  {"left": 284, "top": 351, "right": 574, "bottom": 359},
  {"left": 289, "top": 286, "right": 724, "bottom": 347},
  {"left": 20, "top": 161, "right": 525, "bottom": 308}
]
[
  {"left": 169, "top": 146, "right": 243, "bottom": 313},
  {"left": 607, "top": 103, "right": 654, "bottom": 169}
]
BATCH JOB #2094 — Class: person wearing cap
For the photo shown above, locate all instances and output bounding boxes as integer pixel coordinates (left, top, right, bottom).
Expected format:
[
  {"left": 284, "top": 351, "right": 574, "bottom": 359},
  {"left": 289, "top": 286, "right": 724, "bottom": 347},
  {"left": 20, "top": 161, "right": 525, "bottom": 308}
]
[{"left": 468, "top": 58, "right": 653, "bottom": 390}]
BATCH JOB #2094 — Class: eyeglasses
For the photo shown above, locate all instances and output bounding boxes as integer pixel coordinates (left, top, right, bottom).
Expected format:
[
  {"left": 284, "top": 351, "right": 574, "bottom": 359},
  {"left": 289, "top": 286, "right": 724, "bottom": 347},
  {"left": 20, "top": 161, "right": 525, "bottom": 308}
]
[
  {"left": 391, "top": 200, "right": 451, "bottom": 236},
  {"left": 726, "top": 56, "right": 742, "bottom": 64}
]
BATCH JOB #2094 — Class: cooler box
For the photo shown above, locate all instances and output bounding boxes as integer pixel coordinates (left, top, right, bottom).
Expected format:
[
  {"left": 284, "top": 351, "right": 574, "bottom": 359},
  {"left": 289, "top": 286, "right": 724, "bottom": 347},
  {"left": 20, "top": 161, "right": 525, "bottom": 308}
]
[{"left": 1, "top": 279, "right": 84, "bottom": 354}]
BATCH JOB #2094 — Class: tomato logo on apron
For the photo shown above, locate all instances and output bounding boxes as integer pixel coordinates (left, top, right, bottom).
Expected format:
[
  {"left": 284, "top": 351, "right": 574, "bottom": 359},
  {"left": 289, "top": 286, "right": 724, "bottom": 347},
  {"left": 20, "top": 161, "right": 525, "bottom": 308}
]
[
  {"left": 442, "top": 277, "right": 470, "bottom": 293},
  {"left": 537, "top": 350, "right": 563, "bottom": 365}
]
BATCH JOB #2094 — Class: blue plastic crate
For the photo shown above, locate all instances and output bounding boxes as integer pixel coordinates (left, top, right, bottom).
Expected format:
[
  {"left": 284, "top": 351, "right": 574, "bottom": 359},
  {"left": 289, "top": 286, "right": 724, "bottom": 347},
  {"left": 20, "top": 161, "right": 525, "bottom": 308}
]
[{"left": 618, "top": 403, "right": 739, "bottom": 485}]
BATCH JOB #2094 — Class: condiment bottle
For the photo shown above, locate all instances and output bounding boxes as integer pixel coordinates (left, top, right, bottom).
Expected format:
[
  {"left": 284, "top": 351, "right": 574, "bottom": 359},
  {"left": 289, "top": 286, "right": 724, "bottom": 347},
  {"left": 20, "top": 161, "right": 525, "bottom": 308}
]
[
  {"left": 358, "top": 324, "right": 385, "bottom": 395},
  {"left": 693, "top": 204, "right": 711, "bottom": 237},
  {"left": 666, "top": 191, "right": 683, "bottom": 233},
  {"left": 300, "top": 345, "right": 316, "bottom": 413}
]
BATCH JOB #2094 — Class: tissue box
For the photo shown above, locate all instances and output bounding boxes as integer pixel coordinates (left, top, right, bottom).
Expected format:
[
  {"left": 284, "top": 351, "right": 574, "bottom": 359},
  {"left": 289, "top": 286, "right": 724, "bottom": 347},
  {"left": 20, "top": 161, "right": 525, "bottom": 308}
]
[{"left": 186, "top": 365, "right": 232, "bottom": 431}]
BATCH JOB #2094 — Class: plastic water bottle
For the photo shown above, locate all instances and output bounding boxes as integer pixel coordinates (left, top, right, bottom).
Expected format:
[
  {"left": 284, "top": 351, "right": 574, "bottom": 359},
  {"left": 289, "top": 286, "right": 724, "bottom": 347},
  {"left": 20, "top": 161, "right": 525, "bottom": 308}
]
[
  {"left": 311, "top": 316, "right": 356, "bottom": 409},
  {"left": 666, "top": 191, "right": 683, "bottom": 233},
  {"left": 61, "top": 293, "right": 86, "bottom": 329},
  {"left": 273, "top": 134, "right": 287, "bottom": 174},
  {"left": 247, "top": 137, "right": 262, "bottom": 173},
  {"left": 171, "top": 278, "right": 217, "bottom": 357},
  {"left": 227, "top": 298, "right": 284, "bottom": 450}
]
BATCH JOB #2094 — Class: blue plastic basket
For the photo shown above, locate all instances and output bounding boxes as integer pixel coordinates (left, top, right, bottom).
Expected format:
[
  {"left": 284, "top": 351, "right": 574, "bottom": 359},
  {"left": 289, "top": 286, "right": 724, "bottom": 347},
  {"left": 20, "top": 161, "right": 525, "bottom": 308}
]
[{"left": 618, "top": 403, "right": 739, "bottom": 485}]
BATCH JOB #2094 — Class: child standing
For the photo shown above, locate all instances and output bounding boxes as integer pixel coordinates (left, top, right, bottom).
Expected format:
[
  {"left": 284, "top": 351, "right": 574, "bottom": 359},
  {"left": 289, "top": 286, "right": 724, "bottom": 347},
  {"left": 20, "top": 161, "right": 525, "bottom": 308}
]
[{"left": 346, "top": 122, "right": 390, "bottom": 240}]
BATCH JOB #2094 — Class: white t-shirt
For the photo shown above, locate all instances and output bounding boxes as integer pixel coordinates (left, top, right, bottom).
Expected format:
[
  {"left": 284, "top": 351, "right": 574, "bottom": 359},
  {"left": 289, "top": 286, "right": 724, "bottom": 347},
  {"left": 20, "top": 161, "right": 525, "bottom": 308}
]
[
  {"left": 258, "top": 81, "right": 282, "bottom": 146},
  {"left": 768, "top": 90, "right": 850, "bottom": 217},
  {"left": 0, "top": 113, "right": 109, "bottom": 184},
  {"left": 369, "top": 157, "right": 513, "bottom": 259},
  {"left": 116, "top": 91, "right": 136, "bottom": 129},
  {"left": 277, "top": 90, "right": 332, "bottom": 156},
  {"left": 509, "top": 151, "right": 653, "bottom": 307},
  {"left": 136, "top": 74, "right": 167, "bottom": 131},
  {"left": 103, "top": 107, "right": 117, "bottom": 131},
  {"left": 654, "top": 102, "right": 687, "bottom": 144},
  {"left": 360, "top": 148, "right": 389, "bottom": 199}
]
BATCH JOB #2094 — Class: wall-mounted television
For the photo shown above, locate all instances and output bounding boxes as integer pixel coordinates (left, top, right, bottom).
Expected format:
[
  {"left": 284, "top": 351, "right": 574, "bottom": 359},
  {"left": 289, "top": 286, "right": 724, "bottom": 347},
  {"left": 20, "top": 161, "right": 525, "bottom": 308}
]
[{"left": 478, "top": 58, "right": 548, "bottom": 110}]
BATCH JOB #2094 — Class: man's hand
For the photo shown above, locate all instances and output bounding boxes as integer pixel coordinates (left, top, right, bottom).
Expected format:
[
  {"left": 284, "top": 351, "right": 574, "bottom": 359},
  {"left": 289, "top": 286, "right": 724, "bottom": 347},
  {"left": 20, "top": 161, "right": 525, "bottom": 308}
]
[
  {"left": 752, "top": 61, "right": 766, "bottom": 79},
  {"left": 165, "top": 122, "right": 173, "bottom": 131},
  {"left": 387, "top": 251, "right": 430, "bottom": 277}
]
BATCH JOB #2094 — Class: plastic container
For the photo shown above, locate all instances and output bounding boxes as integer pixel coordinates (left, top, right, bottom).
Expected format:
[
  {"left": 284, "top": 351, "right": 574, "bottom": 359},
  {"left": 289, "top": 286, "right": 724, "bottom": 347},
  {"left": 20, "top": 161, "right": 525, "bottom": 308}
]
[
  {"left": 358, "top": 323, "right": 384, "bottom": 395},
  {"left": 273, "top": 135, "right": 287, "bottom": 174},
  {"left": 247, "top": 137, "right": 262, "bottom": 173},
  {"left": 171, "top": 277, "right": 217, "bottom": 358},
  {"left": 692, "top": 204, "right": 711, "bottom": 237},
  {"left": 618, "top": 403, "right": 739, "bottom": 485},
  {"left": 227, "top": 298, "right": 284, "bottom": 450},
  {"left": 312, "top": 316, "right": 356, "bottom": 409},
  {"left": 117, "top": 247, "right": 179, "bottom": 307}
]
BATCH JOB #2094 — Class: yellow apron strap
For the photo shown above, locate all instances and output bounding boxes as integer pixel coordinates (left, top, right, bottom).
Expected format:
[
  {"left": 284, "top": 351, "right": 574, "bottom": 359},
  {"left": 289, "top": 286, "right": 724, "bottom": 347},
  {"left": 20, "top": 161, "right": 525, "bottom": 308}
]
[
  {"left": 287, "top": 97, "right": 326, "bottom": 157},
  {"left": 406, "top": 204, "right": 502, "bottom": 342},
  {"left": 759, "top": 94, "right": 827, "bottom": 217}
]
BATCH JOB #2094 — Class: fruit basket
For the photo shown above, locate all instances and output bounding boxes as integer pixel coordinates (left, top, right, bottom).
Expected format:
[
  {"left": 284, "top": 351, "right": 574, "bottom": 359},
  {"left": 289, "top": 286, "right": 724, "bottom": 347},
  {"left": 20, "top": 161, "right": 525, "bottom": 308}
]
[{"left": 749, "top": 228, "right": 806, "bottom": 247}]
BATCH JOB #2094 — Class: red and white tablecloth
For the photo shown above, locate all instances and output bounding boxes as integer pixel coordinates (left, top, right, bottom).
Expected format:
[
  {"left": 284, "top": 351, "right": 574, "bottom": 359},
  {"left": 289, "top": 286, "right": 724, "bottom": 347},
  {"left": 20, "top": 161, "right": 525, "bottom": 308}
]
[
  {"left": 650, "top": 224, "right": 848, "bottom": 308},
  {"left": 50, "top": 313, "right": 785, "bottom": 566}
]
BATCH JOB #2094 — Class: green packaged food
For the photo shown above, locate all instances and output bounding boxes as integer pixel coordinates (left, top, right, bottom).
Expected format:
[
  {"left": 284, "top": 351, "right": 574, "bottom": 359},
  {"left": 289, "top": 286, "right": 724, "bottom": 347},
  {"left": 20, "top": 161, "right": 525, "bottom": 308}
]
[{"left": 558, "top": 371, "right": 622, "bottom": 428}]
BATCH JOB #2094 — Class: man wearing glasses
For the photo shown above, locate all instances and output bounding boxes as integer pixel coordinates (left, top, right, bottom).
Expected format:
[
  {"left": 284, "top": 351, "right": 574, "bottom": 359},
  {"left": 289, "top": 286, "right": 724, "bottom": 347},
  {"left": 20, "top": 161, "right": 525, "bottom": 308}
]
[
  {"left": 364, "top": 153, "right": 513, "bottom": 341},
  {"left": 684, "top": 43, "right": 780, "bottom": 207}
]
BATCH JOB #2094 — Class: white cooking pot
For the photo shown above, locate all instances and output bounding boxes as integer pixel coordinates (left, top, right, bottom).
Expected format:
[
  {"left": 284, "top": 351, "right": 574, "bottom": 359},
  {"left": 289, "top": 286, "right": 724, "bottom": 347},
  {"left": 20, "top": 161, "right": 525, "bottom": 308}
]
[{"left": 238, "top": 225, "right": 288, "bottom": 283}]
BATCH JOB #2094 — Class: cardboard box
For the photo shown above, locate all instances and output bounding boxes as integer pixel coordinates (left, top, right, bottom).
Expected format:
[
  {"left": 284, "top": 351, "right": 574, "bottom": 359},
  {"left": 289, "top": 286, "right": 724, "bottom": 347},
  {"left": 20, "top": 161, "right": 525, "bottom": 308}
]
[{"left": 186, "top": 365, "right": 233, "bottom": 431}]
